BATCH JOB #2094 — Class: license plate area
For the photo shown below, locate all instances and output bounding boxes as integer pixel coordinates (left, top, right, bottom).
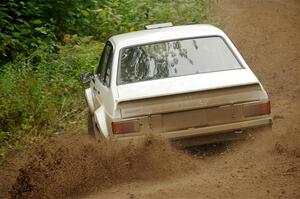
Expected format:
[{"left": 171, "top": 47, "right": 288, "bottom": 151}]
[
  {"left": 162, "top": 104, "right": 243, "bottom": 132},
  {"left": 162, "top": 109, "right": 207, "bottom": 132}
]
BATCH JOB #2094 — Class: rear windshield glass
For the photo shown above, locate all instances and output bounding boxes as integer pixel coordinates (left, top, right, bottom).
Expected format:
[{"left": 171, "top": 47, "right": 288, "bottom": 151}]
[{"left": 118, "top": 36, "right": 242, "bottom": 84}]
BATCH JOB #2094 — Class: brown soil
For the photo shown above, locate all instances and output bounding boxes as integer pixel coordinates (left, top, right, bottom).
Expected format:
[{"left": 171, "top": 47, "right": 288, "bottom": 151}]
[{"left": 1, "top": 0, "right": 300, "bottom": 198}]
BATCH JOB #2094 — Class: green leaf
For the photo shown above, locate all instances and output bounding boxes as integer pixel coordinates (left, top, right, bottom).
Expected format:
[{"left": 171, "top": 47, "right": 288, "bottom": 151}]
[
  {"left": 31, "top": 19, "right": 43, "bottom": 25},
  {"left": 80, "top": 10, "right": 90, "bottom": 17},
  {"left": 35, "top": 27, "right": 48, "bottom": 34}
]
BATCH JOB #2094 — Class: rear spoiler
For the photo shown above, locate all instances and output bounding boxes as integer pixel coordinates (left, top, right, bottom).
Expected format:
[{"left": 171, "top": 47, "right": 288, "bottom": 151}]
[
  {"left": 115, "top": 83, "right": 261, "bottom": 104},
  {"left": 116, "top": 83, "right": 262, "bottom": 118}
]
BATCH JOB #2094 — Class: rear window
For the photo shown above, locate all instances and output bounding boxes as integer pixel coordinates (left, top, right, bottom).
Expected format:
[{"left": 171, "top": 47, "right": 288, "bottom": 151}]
[{"left": 118, "top": 36, "right": 243, "bottom": 84}]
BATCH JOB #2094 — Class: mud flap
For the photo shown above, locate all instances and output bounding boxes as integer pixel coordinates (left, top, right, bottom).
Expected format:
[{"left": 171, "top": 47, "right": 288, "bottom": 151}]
[
  {"left": 85, "top": 88, "right": 95, "bottom": 113},
  {"left": 94, "top": 106, "right": 109, "bottom": 139}
]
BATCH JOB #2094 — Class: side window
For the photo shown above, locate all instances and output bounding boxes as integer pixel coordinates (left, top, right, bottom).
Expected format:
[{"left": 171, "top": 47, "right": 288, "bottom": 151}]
[{"left": 96, "top": 42, "right": 113, "bottom": 86}]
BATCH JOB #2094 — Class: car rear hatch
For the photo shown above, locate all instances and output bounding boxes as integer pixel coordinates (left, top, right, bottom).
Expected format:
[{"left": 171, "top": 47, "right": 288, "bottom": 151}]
[{"left": 115, "top": 70, "right": 268, "bottom": 134}]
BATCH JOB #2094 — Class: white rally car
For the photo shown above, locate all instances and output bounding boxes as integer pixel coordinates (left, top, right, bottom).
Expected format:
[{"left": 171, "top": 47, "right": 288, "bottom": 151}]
[{"left": 81, "top": 23, "right": 272, "bottom": 146}]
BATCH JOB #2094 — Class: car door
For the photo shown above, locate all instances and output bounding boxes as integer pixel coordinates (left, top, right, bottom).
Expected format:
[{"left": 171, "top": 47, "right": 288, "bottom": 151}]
[{"left": 92, "top": 42, "right": 113, "bottom": 110}]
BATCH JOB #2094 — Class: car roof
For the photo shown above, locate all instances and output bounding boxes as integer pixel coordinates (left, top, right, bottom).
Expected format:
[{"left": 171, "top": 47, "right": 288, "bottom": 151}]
[{"left": 109, "top": 24, "right": 226, "bottom": 49}]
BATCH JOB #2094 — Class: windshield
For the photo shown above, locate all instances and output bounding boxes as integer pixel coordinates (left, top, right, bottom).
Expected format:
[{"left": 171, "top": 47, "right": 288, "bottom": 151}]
[{"left": 118, "top": 36, "right": 243, "bottom": 84}]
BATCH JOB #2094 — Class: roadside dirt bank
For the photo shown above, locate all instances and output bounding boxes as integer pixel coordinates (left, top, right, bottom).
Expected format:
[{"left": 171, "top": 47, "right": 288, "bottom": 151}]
[{"left": 0, "top": 0, "right": 299, "bottom": 198}]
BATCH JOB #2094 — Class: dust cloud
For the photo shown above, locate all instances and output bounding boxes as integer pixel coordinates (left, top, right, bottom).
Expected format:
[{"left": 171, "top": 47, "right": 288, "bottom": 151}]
[{"left": 9, "top": 135, "right": 195, "bottom": 199}]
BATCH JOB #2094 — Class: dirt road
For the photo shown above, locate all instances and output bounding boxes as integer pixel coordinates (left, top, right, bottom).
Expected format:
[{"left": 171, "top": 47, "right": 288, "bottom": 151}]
[{"left": 2, "top": 0, "right": 300, "bottom": 198}]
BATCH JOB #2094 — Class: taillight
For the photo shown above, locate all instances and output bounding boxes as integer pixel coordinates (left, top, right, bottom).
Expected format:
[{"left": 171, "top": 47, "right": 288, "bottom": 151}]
[
  {"left": 112, "top": 120, "right": 140, "bottom": 134},
  {"left": 243, "top": 101, "right": 271, "bottom": 117},
  {"left": 259, "top": 102, "right": 271, "bottom": 115}
]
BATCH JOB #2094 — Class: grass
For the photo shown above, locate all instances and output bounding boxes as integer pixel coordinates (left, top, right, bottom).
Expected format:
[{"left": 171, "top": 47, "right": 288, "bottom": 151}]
[{"left": 0, "top": 37, "right": 104, "bottom": 159}]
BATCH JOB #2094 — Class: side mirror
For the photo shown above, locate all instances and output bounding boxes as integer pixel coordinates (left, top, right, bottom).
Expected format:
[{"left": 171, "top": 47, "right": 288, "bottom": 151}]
[{"left": 80, "top": 72, "right": 93, "bottom": 83}]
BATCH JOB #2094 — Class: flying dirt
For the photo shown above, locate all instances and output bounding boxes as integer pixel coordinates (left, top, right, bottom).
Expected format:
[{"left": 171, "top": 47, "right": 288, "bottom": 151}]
[{"left": 1, "top": 0, "right": 300, "bottom": 198}]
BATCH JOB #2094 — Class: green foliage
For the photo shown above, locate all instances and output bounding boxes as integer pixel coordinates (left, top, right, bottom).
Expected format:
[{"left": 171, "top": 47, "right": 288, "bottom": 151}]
[
  {"left": 0, "top": 37, "right": 103, "bottom": 157},
  {"left": 92, "top": 0, "right": 212, "bottom": 39},
  {"left": 0, "top": 0, "right": 98, "bottom": 64}
]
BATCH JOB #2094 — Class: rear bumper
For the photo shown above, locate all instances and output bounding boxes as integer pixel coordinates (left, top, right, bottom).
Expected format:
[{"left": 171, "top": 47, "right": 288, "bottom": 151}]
[
  {"left": 112, "top": 117, "right": 272, "bottom": 145},
  {"left": 163, "top": 116, "right": 273, "bottom": 140}
]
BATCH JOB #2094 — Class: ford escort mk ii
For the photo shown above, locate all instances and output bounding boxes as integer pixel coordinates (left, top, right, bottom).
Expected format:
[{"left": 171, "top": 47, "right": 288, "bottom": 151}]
[{"left": 81, "top": 23, "right": 272, "bottom": 145}]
